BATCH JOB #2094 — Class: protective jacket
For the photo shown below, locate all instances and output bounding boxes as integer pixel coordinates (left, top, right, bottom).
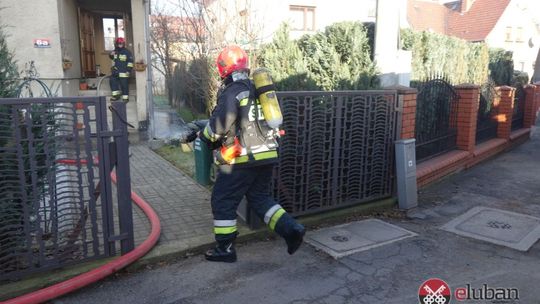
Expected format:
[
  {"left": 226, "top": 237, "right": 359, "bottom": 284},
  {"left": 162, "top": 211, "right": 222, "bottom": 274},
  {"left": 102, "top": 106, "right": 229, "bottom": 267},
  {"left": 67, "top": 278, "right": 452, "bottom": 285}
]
[
  {"left": 109, "top": 47, "right": 133, "bottom": 78},
  {"left": 201, "top": 73, "right": 278, "bottom": 167}
]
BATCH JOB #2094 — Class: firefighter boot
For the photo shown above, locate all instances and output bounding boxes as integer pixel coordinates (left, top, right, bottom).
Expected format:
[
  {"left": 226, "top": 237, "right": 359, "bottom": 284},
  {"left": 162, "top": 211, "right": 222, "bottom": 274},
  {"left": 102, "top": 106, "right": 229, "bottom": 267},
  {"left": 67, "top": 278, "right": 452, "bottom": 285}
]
[
  {"left": 205, "top": 239, "right": 237, "bottom": 263},
  {"left": 274, "top": 213, "right": 306, "bottom": 255}
]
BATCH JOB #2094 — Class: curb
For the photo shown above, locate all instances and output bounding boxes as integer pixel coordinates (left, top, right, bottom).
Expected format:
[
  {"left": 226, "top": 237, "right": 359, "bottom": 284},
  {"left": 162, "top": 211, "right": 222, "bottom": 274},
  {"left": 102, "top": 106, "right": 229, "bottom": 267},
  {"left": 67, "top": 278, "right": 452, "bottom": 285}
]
[{"left": 0, "top": 197, "right": 396, "bottom": 301}]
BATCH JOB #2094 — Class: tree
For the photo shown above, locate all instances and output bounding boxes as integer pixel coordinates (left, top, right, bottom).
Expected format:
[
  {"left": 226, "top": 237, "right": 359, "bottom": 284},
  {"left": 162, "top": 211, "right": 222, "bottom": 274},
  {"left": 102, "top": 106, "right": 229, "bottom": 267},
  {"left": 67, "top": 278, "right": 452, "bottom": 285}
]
[
  {"left": 150, "top": 5, "right": 184, "bottom": 105},
  {"left": 0, "top": 26, "right": 18, "bottom": 98}
]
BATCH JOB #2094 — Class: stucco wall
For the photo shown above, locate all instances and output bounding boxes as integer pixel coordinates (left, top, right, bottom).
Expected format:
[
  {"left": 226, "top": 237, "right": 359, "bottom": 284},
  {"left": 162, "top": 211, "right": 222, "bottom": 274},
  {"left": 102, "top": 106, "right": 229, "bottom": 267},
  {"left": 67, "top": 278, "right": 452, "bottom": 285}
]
[
  {"left": 132, "top": 0, "right": 150, "bottom": 124},
  {"left": 486, "top": 0, "right": 540, "bottom": 79},
  {"left": 58, "top": 0, "right": 81, "bottom": 97},
  {"left": 0, "top": 0, "right": 64, "bottom": 96}
]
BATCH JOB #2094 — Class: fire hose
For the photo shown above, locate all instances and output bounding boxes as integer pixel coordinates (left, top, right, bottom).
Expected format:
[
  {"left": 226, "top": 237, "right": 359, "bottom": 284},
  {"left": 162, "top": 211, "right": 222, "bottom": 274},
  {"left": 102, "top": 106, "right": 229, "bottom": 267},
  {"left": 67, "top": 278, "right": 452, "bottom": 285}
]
[{"left": 2, "top": 159, "right": 161, "bottom": 304}]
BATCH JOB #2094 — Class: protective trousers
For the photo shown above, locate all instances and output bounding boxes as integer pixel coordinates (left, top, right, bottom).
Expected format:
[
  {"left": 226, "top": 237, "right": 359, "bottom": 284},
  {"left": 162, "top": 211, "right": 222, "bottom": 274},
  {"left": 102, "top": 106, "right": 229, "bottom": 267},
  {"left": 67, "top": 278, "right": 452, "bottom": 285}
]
[
  {"left": 211, "top": 164, "right": 298, "bottom": 242},
  {"left": 110, "top": 76, "right": 129, "bottom": 101}
]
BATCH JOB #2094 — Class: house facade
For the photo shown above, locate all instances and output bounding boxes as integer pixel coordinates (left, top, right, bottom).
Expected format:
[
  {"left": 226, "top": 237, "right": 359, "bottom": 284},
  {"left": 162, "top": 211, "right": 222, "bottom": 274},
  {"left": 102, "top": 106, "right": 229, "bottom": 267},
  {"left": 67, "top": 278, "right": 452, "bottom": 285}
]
[
  {"left": 0, "top": 0, "right": 153, "bottom": 130},
  {"left": 203, "top": 0, "right": 378, "bottom": 48},
  {"left": 407, "top": 0, "right": 540, "bottom": 79}
]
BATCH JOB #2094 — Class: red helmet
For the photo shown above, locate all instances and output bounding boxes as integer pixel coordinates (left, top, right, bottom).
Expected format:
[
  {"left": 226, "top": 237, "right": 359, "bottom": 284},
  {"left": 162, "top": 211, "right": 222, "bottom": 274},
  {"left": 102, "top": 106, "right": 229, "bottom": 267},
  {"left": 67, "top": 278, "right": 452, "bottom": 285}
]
[
  {"left": 216, "top": 45, "right": 249, "bottom": 79},
  {"left": 115, "top": 37, "right": 125, "bottom": 46}
]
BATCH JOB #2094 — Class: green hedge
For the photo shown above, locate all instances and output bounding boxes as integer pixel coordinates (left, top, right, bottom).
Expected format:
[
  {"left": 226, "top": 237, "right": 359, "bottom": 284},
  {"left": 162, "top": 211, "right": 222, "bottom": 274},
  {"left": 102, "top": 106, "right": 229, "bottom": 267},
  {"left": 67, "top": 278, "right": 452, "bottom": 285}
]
[
  {"left": 488, "top": 48, "right": 514, "bottom": 85},
  {"left": 257, "top": 22, "right": 379, "bottom": 91},
  {"left": 401, "top": 29, "right": 489, "bottom": 84}
]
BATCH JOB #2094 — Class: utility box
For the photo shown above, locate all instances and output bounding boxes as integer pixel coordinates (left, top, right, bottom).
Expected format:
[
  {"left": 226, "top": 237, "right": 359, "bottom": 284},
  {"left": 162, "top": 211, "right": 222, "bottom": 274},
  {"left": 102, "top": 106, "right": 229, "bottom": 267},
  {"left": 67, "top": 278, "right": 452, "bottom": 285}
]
[
  {"left": 395, "top": 139, "right": 418, "bottom": 209},
  {"left": 193, "top": 138, "right": 213, "bottom": 186},
  {"left": 237, "top": 198, "right": 264, "bottom": 230}
]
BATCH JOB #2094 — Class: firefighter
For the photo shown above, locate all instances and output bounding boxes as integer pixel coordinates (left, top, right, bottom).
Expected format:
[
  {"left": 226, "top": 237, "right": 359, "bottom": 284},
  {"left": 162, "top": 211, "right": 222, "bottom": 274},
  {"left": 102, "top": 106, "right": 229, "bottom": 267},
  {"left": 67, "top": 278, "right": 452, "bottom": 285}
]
[
  {"left": 199, "top": 45, "right": 305, "bottom": 263},
  {"left": 109, "top": 37, "right": 133, "bottom": 102}
]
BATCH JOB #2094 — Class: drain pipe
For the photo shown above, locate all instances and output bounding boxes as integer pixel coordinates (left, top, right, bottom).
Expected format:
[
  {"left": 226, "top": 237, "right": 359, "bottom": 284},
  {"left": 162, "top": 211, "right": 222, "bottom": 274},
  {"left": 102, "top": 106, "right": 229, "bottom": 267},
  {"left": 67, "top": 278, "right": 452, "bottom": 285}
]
[{"left": 3, "top": 162, "right": 161, "bottom": 304}]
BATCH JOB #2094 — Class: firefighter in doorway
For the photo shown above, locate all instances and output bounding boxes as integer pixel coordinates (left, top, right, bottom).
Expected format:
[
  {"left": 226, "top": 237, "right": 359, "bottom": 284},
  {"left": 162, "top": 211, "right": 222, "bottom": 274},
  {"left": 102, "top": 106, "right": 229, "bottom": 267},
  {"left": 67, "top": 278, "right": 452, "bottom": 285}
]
[
  {"left": 199, "top": 45, "right": 305, "bottom": 263},
  {"left": 109, "top": 37, "right": 133, "bottom": 102}
]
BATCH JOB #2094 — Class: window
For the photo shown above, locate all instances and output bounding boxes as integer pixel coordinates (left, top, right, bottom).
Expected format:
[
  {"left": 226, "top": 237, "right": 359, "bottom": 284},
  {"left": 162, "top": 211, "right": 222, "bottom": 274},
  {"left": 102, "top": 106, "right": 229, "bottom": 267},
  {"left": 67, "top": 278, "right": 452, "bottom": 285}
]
[
  {"left": 516, "top": 27, "right": 524, "bottom": 42},
  {"left": 289, "top": 5, "right": 315, "bottom": 31},
  {"left": 504, "top": 26, "right": 512, "bottom": 42},
  {"left": 102, "top": 17, "right": 125, "bottom": 51}
]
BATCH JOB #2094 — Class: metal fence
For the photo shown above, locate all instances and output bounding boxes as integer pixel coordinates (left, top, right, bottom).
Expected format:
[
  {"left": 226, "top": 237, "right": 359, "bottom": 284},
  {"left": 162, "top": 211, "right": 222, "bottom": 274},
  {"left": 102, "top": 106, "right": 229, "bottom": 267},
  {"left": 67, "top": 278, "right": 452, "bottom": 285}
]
[
  {"left": 0, "top": 97, "right": 133, "bottom": 281},
  {"left": 476, "top": 79, "right": 499, "bottom": 144},
  {"left": 512, "top": 86, "right": 525, "bottom": 131},
  {"left": 273, "top": 91, "right": 399, "bottom": 216},
  {"left": 411, "top": 78, "right": 459, "bottom": 162}
]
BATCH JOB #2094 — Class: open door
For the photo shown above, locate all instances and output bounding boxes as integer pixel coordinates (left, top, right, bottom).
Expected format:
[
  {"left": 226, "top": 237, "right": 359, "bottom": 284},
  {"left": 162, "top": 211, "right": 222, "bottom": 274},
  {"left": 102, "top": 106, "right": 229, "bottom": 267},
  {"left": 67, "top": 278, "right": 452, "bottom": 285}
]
[{"left": 78, "top": 8, "right": 97, "bottom": 78}]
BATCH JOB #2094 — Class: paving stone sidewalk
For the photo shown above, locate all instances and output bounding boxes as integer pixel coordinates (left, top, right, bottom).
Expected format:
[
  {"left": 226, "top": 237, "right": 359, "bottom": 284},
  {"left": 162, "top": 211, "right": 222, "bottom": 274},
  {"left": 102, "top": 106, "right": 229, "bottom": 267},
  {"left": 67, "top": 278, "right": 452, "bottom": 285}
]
[{"left": 128, "top": 145, "right": 213, "bottom": 246}]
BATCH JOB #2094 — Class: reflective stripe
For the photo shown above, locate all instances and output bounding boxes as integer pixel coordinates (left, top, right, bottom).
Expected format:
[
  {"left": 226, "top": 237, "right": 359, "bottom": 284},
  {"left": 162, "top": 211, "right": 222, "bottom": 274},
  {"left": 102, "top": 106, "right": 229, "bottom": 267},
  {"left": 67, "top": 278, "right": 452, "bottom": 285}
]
[
  {"left": 112, "top": 90, "right": 122, "bottom": 95},
  {"left": 235, "top": 150, "right": 277, "bottom": 164},
  {"left": 127, "top": 62, "right": 134, "bottom": 67},
  {"left": 214, "top": 226, "right": 237, "bottom": 235},
  {"left": 236, "top": 91, "right": 250, "bottom": 102},
  {"left": 119, "top": 54, "right": 127, "bottom": 61},
  {"left": 203, "top": 124, "right": 220, "bottom": 142},
  {"left": 122, "top": 95, "right": 129, "bottom": 100},
  {"left": 214, "top": 219, "right": 237, "bottom": 227},
  {"left": 239, "top": 98, "right": 249, "bottom": 106},
  {"left": 119, "top": 72, "right": 129, "bottom": 78},
  {"left": 269, "top": 208, "right": 286, "bottom": 231},
  {"left": 264, "top": 205, "right": 282, "bottom": 224}
]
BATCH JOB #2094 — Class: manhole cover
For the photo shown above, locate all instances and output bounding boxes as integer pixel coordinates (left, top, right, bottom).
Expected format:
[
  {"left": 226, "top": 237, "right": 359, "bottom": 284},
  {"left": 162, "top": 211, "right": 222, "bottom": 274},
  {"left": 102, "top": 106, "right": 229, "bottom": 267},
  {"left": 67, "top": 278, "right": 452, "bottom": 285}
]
[
  {"left": 441, "top": 207, "right": 540, "bottom": 251},
  {"left": 306, "top": 219, "right": 417, "bottom": 259}
]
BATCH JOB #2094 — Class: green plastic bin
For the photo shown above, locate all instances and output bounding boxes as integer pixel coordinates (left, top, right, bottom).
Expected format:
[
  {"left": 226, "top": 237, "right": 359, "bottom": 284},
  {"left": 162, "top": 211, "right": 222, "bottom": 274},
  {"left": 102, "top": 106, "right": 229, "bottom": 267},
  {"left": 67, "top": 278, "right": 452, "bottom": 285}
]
[{"left": 193, "top": 138, "right": 213, "bottom": 185}]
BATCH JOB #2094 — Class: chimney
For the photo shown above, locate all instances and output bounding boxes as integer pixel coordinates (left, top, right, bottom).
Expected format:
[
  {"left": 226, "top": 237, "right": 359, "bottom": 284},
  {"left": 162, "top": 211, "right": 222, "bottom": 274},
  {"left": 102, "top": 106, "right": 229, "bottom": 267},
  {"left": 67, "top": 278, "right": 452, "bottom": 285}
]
[{"left": 460, "top": 0, "right": 475, "bottom": 13}]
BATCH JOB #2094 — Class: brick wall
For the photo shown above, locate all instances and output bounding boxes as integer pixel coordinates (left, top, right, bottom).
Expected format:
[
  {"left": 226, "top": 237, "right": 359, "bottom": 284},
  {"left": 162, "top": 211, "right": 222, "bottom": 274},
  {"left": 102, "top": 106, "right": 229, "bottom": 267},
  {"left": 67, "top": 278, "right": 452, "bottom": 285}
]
[
  {"left": 495, "top": 86, "right": 515, "bottom": 140},
  {"left": 454, "top": 85, "right": 480, "bottom": 153},
  {"left": 398, "top": 88, "right": 418, "bottom": 139}
]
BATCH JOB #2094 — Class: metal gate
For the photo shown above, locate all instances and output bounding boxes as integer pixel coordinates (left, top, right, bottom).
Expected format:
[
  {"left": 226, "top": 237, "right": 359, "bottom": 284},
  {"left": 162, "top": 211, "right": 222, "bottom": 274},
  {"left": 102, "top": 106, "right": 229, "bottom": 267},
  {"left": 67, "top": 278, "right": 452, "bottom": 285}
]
[
  {"left": 273, "top": 90, "right": 399, "bottom": 216},
  {"left": 476, "top": 79, "right": 499, "bottom": 144},
  {"left": 411, "top": 78, "right": 459, "bottom": 161},
  {"left": 0, "top": 97, "right": 133, "bottom": 281},
  {"left": 512, "top": 86, "right": 526, "bottom": 131}
]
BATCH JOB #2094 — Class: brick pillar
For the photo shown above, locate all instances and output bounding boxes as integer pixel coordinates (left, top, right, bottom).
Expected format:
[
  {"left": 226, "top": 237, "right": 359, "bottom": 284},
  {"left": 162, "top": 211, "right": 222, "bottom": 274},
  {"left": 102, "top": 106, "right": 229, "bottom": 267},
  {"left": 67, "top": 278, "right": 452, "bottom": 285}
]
[
  {"left": 523, "top": 85, "right": 537, "bottom": 128},
  {"left": 495, "top": 86, "right": 515, "bottom": 140},
  {"left": 398, "top": 88, "right": 418, "bottom": 139},
  {"left": 454, "top": 85, "right": 480, "bottom": 152},
  {"left": 534, "top": 85, "right": 540, "bottom": 117}
]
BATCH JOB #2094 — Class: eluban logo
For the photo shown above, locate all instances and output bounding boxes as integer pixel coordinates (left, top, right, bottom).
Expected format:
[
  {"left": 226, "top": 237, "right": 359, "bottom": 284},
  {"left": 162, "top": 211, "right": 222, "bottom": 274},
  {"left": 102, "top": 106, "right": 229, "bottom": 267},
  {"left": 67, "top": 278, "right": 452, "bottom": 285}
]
[
  {"left": 454, "top": 284, "right": 519, "bottom": 301},
  {"left": 419, "top": 278, "right": 452, "bottom": 304}
]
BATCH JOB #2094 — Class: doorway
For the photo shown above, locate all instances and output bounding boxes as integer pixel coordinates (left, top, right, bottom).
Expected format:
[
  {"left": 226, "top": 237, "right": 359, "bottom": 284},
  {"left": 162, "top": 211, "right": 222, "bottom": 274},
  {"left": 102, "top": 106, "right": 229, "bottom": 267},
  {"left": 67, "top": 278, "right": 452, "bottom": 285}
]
[{"left": 77, "top": 6, "right": 133, "bottom": 79}]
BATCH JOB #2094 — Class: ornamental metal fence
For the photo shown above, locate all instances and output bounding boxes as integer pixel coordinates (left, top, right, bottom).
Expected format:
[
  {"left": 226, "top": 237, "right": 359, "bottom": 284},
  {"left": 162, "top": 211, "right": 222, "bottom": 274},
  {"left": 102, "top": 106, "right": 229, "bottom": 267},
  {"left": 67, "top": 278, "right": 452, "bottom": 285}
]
[
  {"left": 411, "top": 78, "right": 459, "bottom": 162},
  {"left": 273, "top": 90, "right": 400, "bottom": 216},
  {"left": 475, "top": 79, "right": 499, "bottom": 144},
  {"left": 512, "top": 86, "right": 526, "bottom": 131},
  {"left": 0, "top": 97, "right": 133, "bottom": 282}
]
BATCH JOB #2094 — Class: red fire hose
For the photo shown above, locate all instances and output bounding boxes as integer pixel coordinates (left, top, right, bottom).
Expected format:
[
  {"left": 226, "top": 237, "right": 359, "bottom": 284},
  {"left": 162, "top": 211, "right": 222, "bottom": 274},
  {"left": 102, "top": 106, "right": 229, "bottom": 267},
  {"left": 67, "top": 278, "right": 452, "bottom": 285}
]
[{"left": 2, "top": 159, "right": 161, "bottom": 304}]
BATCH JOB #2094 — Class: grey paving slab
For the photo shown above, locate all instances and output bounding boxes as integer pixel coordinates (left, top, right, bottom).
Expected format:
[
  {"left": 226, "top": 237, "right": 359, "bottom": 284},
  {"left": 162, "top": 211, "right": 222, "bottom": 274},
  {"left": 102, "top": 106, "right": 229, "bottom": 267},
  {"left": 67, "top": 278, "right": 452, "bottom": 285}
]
[
  {"left": 306, "top": 219, "right": 417, "bottom": 258},
  {"left": 441, "top": 206, "right": 540, "bottom": 251}
]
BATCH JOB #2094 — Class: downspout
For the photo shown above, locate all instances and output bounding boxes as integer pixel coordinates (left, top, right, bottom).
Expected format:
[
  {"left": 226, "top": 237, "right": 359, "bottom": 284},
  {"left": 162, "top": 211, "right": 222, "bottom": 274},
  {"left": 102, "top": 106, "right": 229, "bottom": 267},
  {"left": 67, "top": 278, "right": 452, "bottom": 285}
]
[{"left": 144, "top": 0, "right": 156, "bottom": 139}]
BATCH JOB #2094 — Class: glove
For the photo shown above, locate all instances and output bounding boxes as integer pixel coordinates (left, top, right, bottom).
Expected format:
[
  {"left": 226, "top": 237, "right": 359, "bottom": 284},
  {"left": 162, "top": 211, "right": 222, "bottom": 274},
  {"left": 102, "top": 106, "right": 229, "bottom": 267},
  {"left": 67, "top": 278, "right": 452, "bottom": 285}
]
[
  {"left": 185, "top": 130, "right": 198, "bottom": 143},
  {"left": 216, "top": 137, "right": 242, "bottom": 165},
  {"left": 111, "top": 67, "right": 119, "bottom": 77}
]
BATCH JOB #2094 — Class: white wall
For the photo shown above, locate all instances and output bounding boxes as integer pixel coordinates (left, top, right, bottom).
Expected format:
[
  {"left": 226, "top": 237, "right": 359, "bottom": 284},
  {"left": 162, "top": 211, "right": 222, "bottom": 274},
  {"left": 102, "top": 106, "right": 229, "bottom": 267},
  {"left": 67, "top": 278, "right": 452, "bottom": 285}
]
[
  {"left": 206, "top": 0, "right": 377, "bottom": 48},
  {"left": 486, "top": 0, "right": 540, "bottom": 79},
  {"left": 132, "top": 0, "right": 150, "bottom": 126},
  {"left": 0, "top": 0, "right": 64, "bottom": 96}
]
